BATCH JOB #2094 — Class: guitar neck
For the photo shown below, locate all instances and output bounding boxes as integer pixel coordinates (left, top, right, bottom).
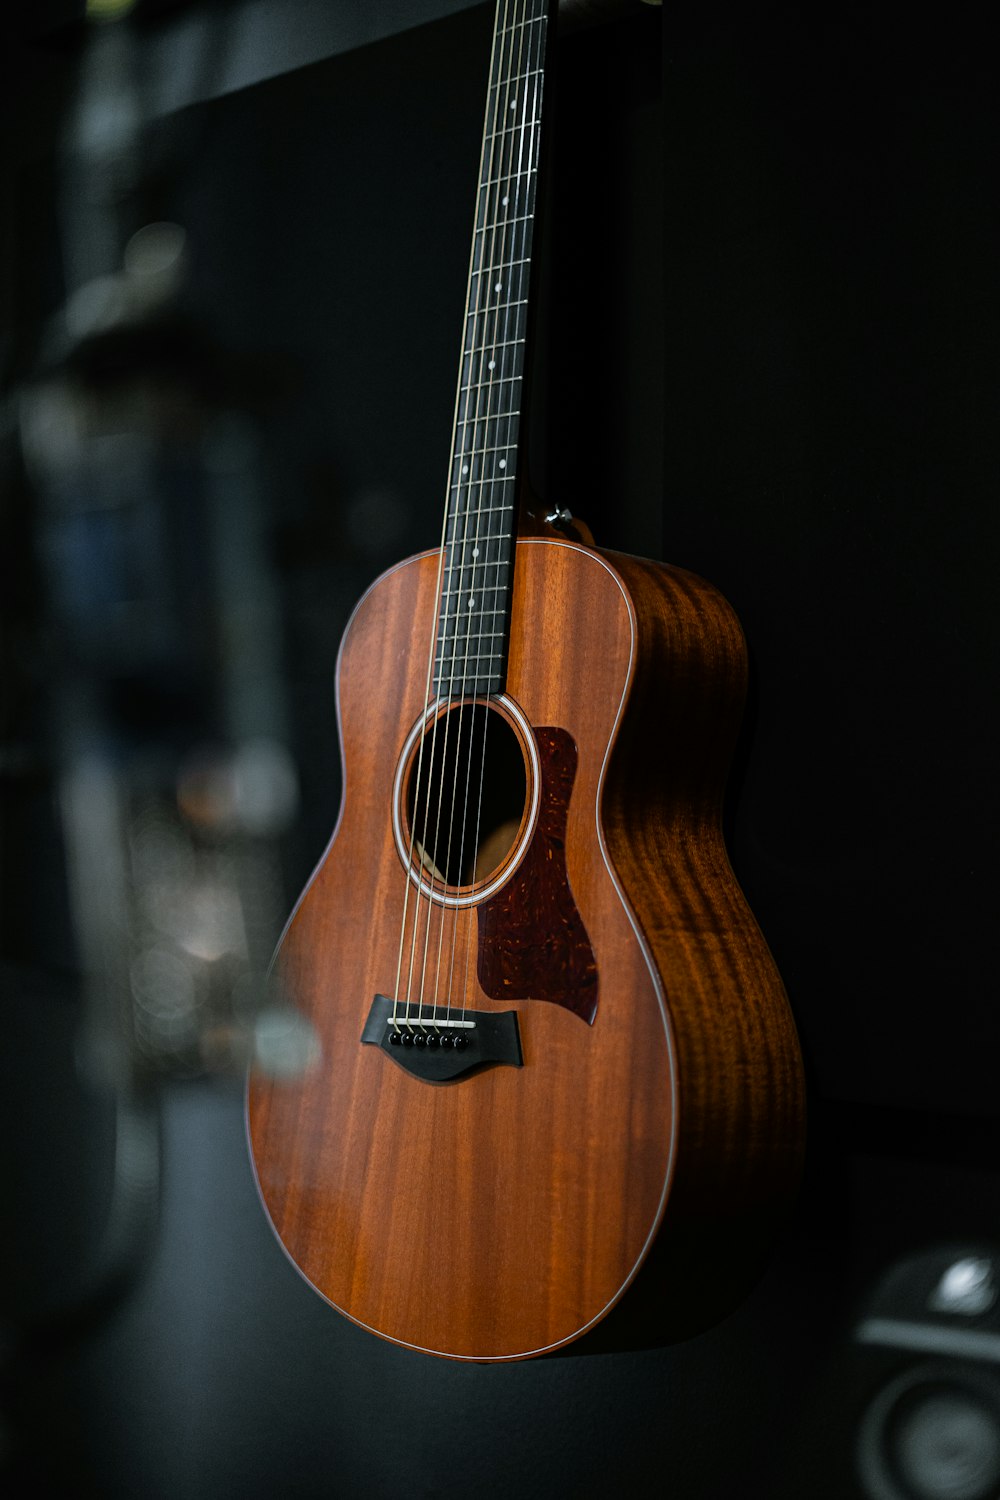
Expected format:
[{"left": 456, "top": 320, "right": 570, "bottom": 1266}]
[{"left": 434, "top": 0, "right": 553, "bottom": 702}]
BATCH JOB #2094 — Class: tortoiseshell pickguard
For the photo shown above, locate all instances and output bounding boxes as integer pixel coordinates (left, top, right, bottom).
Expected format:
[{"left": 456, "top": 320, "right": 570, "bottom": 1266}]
[{"left": 477, "top": 726, "right": 598, "bottom": 1023}]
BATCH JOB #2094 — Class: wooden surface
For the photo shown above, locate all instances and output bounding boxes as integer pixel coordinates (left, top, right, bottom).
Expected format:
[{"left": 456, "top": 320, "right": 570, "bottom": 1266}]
[
  {"left": 247, "top": 538, "right": 804, "bottom": 1361},
  {"left": 601, "top": 549, "right": 806, "bottom": 1277}
]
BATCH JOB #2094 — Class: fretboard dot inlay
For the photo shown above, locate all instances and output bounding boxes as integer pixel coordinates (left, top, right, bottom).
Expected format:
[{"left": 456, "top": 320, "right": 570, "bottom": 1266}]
[{"left": 499, "top": 459, "right": 507, "bottom": 469}]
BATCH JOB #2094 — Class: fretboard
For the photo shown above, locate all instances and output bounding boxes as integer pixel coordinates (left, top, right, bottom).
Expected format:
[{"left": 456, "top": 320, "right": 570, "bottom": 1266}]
[{"left": 433, "top": 0, "right": 552, "bottom": 701}]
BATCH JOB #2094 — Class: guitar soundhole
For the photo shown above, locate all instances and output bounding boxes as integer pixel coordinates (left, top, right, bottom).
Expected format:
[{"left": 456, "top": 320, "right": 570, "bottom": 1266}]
[{"left": 403, "top": 701, "right": 529, "bottom": 892}]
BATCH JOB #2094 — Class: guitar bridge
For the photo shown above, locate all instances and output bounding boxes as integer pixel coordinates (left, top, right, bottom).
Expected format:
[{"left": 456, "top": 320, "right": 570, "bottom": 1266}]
[{"left": 361, "top": 994, "right": 522, "bottom": 1083}]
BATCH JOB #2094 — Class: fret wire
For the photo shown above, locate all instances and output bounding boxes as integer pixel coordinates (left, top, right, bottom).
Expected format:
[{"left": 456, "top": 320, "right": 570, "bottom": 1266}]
[
  {"left": 447, "top": 520, "right": 514, "bottom": 536},
  {"left": 442, "top": 581, "right": 510, "bottom": 596},
  {"left": 449, "top": 504, "right": 515, "bottom": 516},
  {"left": 441, "top": 569, "right": 510, "bottom": 583},
  {"left": 438, "top": 617, "right": 507, "bottom": 632},
  {"left": 477, "top": 206, "right": 533, "bottom": 232},
  {"left": 437, "top": 648, "right": 504, "bottom": 659},
  {"left": 464, "top": 321, "right": 528, "bottom": 347},
  {"left": 489, "top": 67, "right": 543, "bottom": 90},
  {"left": 479, "top": 166, "right": 537, "bottom": 191},
  {"left": 459, "top": 376, "right": 522, "bottom": 397},
  {"left": 446, "top": 499, "right": 515, "bottom": 512},
  {"left": 437, "top": 627, "right": 507, "bottom": 640},
  {"left": 435, "top": 665, "right": 505, "bottom": 675},
  {"left": 497, "top": 21, "right": 548, "bottom": 40},
  {"left": 496, "top": 16, "right": 547, "bottom": 36},
  {"left": 455, "top": 414, "right": 521, "bottom": 431},
  {"left": 435, "top": 654, "right": 504, "bottom": 665},
  {"left": 440, "top": 582, "right": 509, "bottom": 594},
  {"left": 444, "top": 566, "right": 511, "bottom": 579},
  {"left": 448, "top": 508, "right": 515, "bottom": 520},
  {"left": 440, "top": 606, "right": 509, "bottom": 624},
  {"left": 446, "top": 543, "right": 513, "bottom": 557},
  {"left": 463, "top": 322, "right": 527, "bottom": 348},
  {"left": 475, "top": 215, "right": 532, "bottom": 238},
  {"left": 471, "top": 257, "right": 531, "bottom": 276},
  {"left": 440, "top": 639, "right": 512, "bottom": 651},
  {"left": 451, "top": 474, "right": 516, "bottom": 490},
  {"left": 453, "top": 441, "right": 517, "bottom": 457},
  {"left": 446, "top": 524, "right": 514, "bottom": 537},
  {"left": 447, "top": 537, "right": 513, "bottom": 552},
  {"left": 462, "top": 336, "right": 525, "bottom": 353},
  {"left": 450, "top": 475, "right": 517, "bottom": 489},
  {"left": 455, "top": 411, "right": 520, "bottom": 426},
  {"left": 438, "top": 650, "right": 506, "bottom": 660},
  {"left": 466, "top": 300, "right": 529, "bottom": 318},
  {"left": 440, "top": 570, "right": 512, "bottom": 582},
  {"left": 436, "top": 628, "right": 509, "bottom": 642},
  {"left": 485, "top": 120, "right": 545, "bottom": 143},
  {"left": 439, "top": 607, "right": 508, "bottom": 617},
  {"left": 466, "top": 283, "right": 530, "bottom": 307},
  {"left": 437, "top": 645, "right": 508, "bottom": 656}
]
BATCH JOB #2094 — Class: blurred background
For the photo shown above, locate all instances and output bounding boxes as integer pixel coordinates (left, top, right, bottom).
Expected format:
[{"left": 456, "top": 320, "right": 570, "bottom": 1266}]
[{"left": 2, "top": 0, "right": 1000, "bottom": 1496}]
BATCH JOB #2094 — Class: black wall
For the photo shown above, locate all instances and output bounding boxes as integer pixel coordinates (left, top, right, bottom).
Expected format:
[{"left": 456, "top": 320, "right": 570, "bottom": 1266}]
[{"left": 3, "top": 3, "right": 1000, "bottom": 1496}]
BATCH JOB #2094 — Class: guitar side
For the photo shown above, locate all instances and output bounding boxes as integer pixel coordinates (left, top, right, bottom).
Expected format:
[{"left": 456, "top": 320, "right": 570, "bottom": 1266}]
[
  {"left": 246, "top": 537, "right": 804, "bottom": 1360},
  {"left": 597, "top": 547, "right": 805, "bottom": 1338}
]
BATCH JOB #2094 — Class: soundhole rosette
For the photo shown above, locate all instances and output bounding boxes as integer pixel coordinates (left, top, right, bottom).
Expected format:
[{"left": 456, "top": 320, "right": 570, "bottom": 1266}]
[{"left": 391, "top": 693, "right": 539, "bottom": 909}]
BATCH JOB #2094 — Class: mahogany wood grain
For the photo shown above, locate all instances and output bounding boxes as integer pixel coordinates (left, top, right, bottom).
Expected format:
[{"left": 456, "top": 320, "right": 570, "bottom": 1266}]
[{"left": 247, "top": 538, "right": 805, "bottom": 1361}]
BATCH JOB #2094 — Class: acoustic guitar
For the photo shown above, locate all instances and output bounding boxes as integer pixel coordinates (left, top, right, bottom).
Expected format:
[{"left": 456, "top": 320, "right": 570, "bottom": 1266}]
[{"left": 247, "top": 0, "right": 805, "bottom": 1362}]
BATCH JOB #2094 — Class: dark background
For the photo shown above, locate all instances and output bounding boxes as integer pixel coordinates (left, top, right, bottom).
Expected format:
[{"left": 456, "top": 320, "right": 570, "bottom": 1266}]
[{"left": 2, "top": 1, "right": 1000, "bottom": 1495}]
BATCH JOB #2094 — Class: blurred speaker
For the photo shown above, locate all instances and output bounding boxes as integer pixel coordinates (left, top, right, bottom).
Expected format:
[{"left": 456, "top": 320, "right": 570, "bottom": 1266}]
[{"left": 778, "top": 1246, "right": 1000, "bottom": 1500}]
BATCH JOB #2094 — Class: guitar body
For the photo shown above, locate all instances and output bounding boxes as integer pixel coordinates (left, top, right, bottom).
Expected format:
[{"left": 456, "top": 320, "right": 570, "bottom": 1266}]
[{"left": 247, "top": 536, "right": 805, "bottom": 1362}]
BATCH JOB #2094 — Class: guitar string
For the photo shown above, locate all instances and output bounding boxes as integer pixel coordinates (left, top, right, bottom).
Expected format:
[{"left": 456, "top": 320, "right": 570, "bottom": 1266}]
[
  {"left": 389, "top": 0, "right": 512, "bottom": 1032},
  {"left": 424, "top": 0, "right": 523, "bottom": 1023},
  {"left": 393, "top": 0, "right": 516, "bottom": 1033},
  {"left": 396, "top": 0, "right": 542, "bottom": 1033},
  {"left": 456, "top": 1, "right": 546, "bottom": 1019},
  {"left": 435, "top": 0, "right": 537, "bottom": 1020},
  {"left": 443, "top": 0, "right": 537, "bottom": 1024},
  {"left": 413, "top": 0, "right": 520, "bottom": 1029}
]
